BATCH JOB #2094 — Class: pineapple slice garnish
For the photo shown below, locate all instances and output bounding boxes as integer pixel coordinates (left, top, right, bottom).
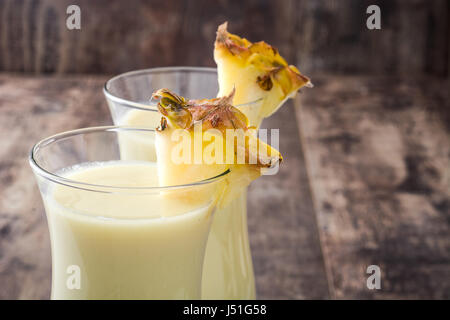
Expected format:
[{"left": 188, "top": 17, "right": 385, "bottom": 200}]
[
  {"left": 153, "top": 88, "right": 282, "bottom": 206},
  {"left": 214, "top": 22, "right": 312, "bottom": 127}
]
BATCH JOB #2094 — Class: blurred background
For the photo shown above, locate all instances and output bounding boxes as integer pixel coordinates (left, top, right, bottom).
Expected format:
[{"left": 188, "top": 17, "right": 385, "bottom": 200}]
[
  {"left": 0, "top": 0, "right": 449, "bottom": 299},
  {"left": 0, "top": 0, "right": 448, "bottom": 76}
]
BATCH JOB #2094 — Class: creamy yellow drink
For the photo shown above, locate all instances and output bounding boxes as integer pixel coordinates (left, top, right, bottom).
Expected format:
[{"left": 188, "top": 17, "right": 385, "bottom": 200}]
[
  {"left": 201, "top": 190, "right": 256, "bottom": 299},
  {"left": 118, "top": 109, "right": 160, "bottom": 161},
  {"left": 43, "top": 161, "right": 217, "bottom": 300}
]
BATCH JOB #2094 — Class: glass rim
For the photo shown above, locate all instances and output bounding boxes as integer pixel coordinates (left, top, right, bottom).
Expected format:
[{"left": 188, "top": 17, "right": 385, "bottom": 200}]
[
  {"left": 29, "top": 125, "right": 230, "bottom": 194},
  {"left": 103, "top": 66, "right": 263, "bottom": 112},
  {"left": 103, "top": 66, "right": 217, "bottom": 112}
]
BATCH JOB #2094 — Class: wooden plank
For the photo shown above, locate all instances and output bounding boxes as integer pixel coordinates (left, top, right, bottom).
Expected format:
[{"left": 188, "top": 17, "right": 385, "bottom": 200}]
[
  {"left": 0, "top": 0, "right": 447, "bottom": 77},
  {"left": 248, "top": 101, "right": 330, "bottom": 299},
  {"left": 295, "top": 75, "right": 450, "bottom": 298}
]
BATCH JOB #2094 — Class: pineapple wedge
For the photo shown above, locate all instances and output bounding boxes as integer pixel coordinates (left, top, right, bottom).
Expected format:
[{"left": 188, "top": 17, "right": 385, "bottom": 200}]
[
  {"left": 153, "top": 88, "right": 282, "bottom": 205},
  {"left": 214, "top": 22, "right": 311, "bottom": 127}
]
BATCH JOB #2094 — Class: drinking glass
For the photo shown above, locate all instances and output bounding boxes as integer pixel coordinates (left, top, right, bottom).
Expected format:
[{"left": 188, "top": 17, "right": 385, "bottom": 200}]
[
  {"left": 29, "top": 126, "right": 227, "bottom": 299},
  {"left": 104, "top": 67, "right": 257, "bottom": 299}
]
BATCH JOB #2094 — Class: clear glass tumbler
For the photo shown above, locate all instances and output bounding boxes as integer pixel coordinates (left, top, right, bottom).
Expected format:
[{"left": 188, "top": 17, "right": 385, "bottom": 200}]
[
  {"left": 104, "top": 67, "right": 257, "bottom": 299},
  {"left": 29, "top": 126, "right": 227, "bottom": 299}
]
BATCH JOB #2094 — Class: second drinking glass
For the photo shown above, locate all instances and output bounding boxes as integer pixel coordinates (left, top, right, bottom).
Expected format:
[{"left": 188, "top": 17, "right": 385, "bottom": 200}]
[{"left": 104, "top": 67, "right": 256, "bottom": 299}]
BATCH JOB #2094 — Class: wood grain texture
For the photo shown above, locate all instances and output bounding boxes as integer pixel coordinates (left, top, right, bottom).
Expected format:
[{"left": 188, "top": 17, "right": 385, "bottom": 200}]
[
  {"left": 0, "top": 74, "right": 329, "bottom": 299},
  {"left": 0, "top": 0, "right": 448, "bottom": 76},
  {"left": 296, "top": 75, "right": 450, "bottom": 299},
  {"left": 293, "top": 0, "right": 449, "bottom": 76},
  {"left": 248, "top": 102, "right": 330, "bottom": 299}
]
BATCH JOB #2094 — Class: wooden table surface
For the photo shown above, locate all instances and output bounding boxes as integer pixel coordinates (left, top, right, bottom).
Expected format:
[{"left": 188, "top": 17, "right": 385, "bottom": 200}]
[{"left": 0, "top": 73, "right": 448, "bottom": 299}]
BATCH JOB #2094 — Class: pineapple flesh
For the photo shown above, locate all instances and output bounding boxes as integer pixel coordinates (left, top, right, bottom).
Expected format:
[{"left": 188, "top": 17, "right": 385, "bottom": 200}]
[
  {"left": 214, "top": 22, "right": 311, "bottom": 127},
  {"left": 153, "top": 88, "right": 282, "bottom": 206}
]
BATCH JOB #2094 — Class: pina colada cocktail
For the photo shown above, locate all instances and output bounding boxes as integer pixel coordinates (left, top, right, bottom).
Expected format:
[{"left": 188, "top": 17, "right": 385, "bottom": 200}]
[
  {"left": 104, "top": 21, "right": 310, "bottom": 299},
  {"left": 105, "top": 75, "right": 260, "bottom": 299},
  {"left": 30, "top": 128, "right": 226, "bottom": 300}
]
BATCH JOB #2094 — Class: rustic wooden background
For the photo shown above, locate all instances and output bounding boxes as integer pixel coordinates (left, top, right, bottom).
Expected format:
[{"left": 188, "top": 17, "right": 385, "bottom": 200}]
[
  {"left": 0, "top": 0, "right": 449, "bottom": 300},
  {"left": 0, "top": 0, "right": 448, "bottom": 76}
]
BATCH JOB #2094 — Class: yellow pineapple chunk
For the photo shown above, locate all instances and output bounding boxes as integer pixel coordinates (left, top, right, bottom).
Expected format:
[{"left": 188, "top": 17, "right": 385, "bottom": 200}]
[
  {"left": 153, "top": 88, "right": 282, "bottom": 205},
  {"left": 214, "top": 22, "right": 311, "bottom": 127}
]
